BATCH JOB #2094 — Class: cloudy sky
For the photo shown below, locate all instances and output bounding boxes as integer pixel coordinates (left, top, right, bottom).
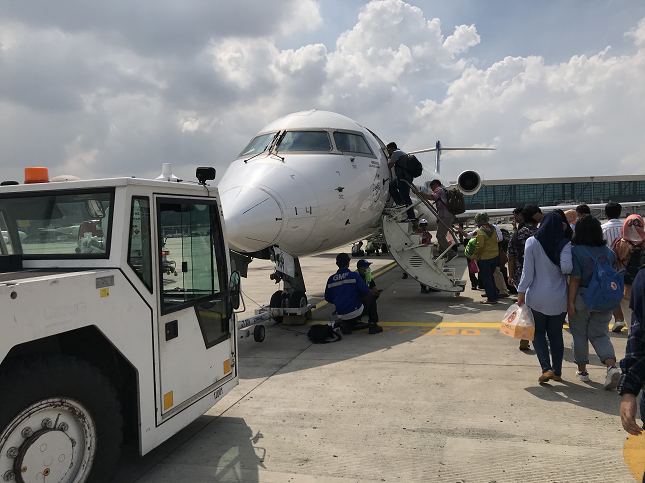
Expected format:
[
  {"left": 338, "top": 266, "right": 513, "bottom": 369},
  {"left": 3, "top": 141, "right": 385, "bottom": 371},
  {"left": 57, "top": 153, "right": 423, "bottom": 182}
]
[{"left": 1, "top": 0, "right": 645, "bottom": 184}]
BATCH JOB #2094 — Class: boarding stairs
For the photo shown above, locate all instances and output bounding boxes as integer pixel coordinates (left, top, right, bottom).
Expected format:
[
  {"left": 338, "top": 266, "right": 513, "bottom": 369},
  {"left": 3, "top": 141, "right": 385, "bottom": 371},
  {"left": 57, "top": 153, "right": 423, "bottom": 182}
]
[{"left": 381, "top": 181, "right": 466, "bottom": 293}]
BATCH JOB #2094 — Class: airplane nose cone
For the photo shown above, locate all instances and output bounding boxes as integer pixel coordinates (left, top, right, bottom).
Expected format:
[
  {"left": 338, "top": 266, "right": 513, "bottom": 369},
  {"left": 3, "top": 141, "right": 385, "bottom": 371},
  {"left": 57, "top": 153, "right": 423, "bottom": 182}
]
[{"left": 220, "top": 186, "right": 284, "bottom": 253}]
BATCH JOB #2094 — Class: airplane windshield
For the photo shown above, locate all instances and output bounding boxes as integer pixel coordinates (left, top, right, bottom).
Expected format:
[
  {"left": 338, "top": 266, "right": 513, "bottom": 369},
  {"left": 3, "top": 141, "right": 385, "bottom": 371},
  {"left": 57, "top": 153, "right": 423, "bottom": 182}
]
[
  {"left": 333, "top": 132, "right": 373, "bottom": 155},
  {"left": 238, "top": 132, "right": 276, "bottom": 157},
  {"left": 277, "top": 131, "right": 331, "bottom": 152}
]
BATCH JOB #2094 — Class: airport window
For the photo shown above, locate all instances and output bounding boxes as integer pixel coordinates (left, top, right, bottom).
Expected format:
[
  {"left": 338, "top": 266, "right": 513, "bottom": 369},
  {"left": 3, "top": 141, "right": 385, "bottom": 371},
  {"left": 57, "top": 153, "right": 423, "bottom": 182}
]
[
  {"left": 127, "top": 197, "right": 153, "bottom": 292},
  {"left": 277, "top": 131, "right": 331, "bottom": 152},
  {"left": 0, "top": 190, "right": 113, "bottom": 258},
  {"left": 238, "top": 132, "right": 276, "bottom": 157},
  {"left": 157, "top": 199, "right": 230, "bottom": 345},
  {"left": 333, "top": 132, "right": 373, "bottom": 155}
]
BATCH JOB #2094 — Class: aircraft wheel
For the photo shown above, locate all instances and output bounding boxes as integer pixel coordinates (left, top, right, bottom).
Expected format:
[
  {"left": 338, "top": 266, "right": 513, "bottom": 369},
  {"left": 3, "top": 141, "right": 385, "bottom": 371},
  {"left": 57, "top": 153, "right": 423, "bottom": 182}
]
[
  {"left": 253, "top": 325, "right": 266, "bottom": 342},
  {"left": 0, "top": 355, "right": 122, "bottom": 483},
  {"left": 270, "top": 290, "right": 284, "bottom": 323},
  {"left": 288, "top": 290, "right": 307, "bottom": 310}
]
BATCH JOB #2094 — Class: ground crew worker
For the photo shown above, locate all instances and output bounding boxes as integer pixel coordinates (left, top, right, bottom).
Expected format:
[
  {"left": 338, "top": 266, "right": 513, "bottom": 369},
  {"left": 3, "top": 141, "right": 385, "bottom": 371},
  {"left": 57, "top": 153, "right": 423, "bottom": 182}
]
[{"left": 325, "top": 253, "right": 383, "bottom": 335}]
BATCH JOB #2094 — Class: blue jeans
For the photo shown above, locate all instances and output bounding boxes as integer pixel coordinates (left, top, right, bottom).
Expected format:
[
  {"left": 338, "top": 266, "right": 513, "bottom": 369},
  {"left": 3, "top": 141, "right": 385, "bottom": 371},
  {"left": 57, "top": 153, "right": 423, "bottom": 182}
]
[
  {"left": 477, "top": 256, "right": 498, "bottom": 302},
  {"left": 568, "top": 290, "right": 616, "bottom": 365},
  {"left": 389, "top": 178, "right": 415, "bottom": 220},
  {"left": 530, "top": 309, "right": 566, "bottom": 376}
]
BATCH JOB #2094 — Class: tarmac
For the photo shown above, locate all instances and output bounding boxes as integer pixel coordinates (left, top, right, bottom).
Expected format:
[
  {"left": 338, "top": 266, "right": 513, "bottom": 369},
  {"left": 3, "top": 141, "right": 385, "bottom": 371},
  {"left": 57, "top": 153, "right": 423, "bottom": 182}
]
[{"left": 115, "top": 247, "right": 643, "bottom": 483}]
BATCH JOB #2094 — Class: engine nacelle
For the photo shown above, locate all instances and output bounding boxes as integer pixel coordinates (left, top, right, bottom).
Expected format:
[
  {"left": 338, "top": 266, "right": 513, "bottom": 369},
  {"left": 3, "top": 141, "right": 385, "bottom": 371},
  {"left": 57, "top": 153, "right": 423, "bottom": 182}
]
[{"left": 457, "top": 170, "right": 481, "bottom": 195}]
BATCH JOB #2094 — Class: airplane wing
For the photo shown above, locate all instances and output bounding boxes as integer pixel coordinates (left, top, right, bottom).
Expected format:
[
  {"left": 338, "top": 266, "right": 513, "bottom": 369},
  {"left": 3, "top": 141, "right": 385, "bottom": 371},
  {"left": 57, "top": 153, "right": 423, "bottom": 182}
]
[{"left": 457, "top": 201, "right": 645, "bottom": 223}]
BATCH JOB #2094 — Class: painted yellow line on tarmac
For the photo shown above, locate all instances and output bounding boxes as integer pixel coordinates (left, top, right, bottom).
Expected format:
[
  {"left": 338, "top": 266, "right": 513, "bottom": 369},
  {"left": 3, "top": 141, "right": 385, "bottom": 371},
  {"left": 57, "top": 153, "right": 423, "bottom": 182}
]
[
  {"left": 623, "top": 433, "right": 645, "bottom": 481},
  {"left": 304, "top": 320, "right": 571, "bottom": 329},
  {"left": 311, "top": 261, "right": 398, "bottom": 313}
]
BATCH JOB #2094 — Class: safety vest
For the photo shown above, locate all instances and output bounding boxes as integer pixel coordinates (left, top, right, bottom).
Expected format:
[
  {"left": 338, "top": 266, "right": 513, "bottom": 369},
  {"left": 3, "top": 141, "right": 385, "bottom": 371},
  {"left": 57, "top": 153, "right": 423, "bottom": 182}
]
[{"left": 355, "top": 269, "right": 371, "bottom": 285}]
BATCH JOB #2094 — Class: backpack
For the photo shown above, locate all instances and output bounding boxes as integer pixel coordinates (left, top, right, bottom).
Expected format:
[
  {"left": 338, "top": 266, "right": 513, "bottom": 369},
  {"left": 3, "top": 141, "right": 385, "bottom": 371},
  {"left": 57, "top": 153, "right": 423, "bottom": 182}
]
[
  {"left": 624, "top": 244, "right": 645, "bottom": 285},
  {"left": 405, "top": 154, "right": 423, "bottom": 178},
  {"left": 580, "top": 246, "right": 625, "bottom": 311},
  {"left": 307, "top": 324, "right": 342, "bottom": 344},
  {"left": 444, "top": 188, "right": 466, "bottom": 215}
]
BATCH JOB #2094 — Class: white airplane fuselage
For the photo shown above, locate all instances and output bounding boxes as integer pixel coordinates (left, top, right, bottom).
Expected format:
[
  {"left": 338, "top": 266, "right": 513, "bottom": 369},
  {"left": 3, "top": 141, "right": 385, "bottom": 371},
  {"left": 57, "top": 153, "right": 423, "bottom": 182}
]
[{"left": 219, "top": 110, "right": 405, "bottom": 256}]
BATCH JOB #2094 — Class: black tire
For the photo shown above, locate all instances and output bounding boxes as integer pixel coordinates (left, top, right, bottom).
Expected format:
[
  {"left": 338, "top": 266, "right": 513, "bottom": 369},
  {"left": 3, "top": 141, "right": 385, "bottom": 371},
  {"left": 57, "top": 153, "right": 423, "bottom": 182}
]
[
  {"left": 288, "top": 290, "right": 307, "bottom": 309},
  {"left": 270, "top": 290, "right": 284, "bottom": 323},
  {"left": 0, "top": 355, "right": 122, "bottom": 483},
  {"left": 253, "top": 324, "right": 266, "bottom": 342}
]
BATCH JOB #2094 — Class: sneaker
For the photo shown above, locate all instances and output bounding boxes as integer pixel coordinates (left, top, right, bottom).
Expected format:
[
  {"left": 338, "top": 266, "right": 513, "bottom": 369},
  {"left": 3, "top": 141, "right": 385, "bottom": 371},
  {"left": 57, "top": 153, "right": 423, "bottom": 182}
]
[
  {"left": 369, "top": 324, "right": 383, "bottom": 334},
  {"left": 612, "top": 319, "right": 627, "bottom": 333},
  {"left": 604, "top": 366, "right": 620, "bottom": 390},
  {"left": 576, "top": 370, "right": 590, "bottom": 382},
  {"left": 538, "top": 370, "right": 554, "bottom": 383}
]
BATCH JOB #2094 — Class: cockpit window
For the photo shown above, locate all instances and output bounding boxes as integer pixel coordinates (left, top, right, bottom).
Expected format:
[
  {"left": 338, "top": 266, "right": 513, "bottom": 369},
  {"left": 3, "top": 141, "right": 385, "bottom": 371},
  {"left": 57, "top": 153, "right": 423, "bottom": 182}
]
[
  {"left": 238, "top": 132, "right": 276, "bottom": 157},
  {"left": 277, "top": 131, "right": 331, "bottom": 152},
  {"left": 333, "top": 132, "right": 373, "bottom": 155}
]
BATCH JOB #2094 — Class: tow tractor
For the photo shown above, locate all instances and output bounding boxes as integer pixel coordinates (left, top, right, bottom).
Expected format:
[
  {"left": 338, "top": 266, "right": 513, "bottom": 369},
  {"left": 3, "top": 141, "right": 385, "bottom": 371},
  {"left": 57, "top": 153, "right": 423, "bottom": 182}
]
[{"left": 0, "top": 165, "right": 241, "bottom": 483}]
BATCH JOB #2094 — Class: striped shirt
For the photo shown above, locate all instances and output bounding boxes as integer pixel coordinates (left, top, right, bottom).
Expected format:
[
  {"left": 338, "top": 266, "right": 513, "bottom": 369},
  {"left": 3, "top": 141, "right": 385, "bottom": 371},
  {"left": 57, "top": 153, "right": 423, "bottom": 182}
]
[{"left": 602, "top": 218, "right": 623, "bottom": 246}]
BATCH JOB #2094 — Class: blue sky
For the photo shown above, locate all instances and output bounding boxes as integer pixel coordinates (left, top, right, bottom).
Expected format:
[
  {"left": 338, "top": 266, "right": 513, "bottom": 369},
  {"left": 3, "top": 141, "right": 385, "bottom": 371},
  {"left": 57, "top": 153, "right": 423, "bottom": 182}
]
[{"left": 1, "top": 0, "right": 644, "bottom": 183}]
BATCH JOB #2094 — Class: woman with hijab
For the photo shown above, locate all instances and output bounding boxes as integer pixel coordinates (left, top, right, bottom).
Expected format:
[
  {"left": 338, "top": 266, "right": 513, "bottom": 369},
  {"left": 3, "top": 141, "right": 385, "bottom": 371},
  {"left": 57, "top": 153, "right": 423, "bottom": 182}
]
[
  {"left": 472, "top": 212, "right": 499, "bottom": 305},
  {"left": 611, "top": 215, "right": 645, "bottom": 333},
  {"left": 554, "top": 209, "right": 574, "bottom": 241},
  {"left": 517, "top": 212, "right": 573, "bottom": 383},
  {"left": 618, "top": 269, "right": 645, "bottom": 437},
  {"left": 568, "top": 215, "right": 621, "bottom": 389}
]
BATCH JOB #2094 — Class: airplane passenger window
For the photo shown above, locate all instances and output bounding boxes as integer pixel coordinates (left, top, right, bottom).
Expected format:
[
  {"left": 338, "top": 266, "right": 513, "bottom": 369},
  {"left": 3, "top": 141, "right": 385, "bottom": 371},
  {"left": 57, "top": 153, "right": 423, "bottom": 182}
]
[
  {"left": 277, "top": 131, "right": 331, "bottom": 152},
  {"left": 238, "top": 132, "right": 276, "bottom": 157},
  {"left": 333, "top": 132, "right": 373, "bottom": 155}
]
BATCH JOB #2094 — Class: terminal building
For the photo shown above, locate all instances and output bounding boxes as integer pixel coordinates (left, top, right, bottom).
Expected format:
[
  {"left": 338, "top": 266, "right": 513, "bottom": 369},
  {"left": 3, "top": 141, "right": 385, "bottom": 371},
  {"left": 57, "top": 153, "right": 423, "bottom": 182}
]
[{"left": 464, "top": 175, "right": 645, "bottom": 210}]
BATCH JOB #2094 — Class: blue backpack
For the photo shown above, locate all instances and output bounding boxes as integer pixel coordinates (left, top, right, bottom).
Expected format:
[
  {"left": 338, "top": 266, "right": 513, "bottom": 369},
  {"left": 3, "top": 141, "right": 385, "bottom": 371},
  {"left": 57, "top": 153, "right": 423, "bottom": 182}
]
[{"left": 580, "top": 246, "right": 624, "bottom": 311}]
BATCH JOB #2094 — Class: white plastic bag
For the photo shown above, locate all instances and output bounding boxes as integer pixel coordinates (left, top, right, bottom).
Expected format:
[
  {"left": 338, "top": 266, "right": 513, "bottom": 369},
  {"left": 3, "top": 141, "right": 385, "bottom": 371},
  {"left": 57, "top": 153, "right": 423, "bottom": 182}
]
[{"left": 500, "top": 303, "right": 535, "bottom": 340}]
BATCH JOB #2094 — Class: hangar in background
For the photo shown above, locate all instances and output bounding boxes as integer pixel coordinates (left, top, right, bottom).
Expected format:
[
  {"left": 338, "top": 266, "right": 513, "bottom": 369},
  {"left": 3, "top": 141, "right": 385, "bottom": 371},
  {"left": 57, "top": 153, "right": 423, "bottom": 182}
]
[{"left": 464, "top": 174, "right": 645, "bottom": 210}]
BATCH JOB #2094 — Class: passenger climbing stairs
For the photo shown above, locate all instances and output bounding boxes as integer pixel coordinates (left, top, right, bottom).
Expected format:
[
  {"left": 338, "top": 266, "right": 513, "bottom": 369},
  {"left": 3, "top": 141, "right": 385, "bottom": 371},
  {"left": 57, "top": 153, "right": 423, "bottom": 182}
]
[{"left": 381, "top": 183, "right": 466, "bottom": 293}]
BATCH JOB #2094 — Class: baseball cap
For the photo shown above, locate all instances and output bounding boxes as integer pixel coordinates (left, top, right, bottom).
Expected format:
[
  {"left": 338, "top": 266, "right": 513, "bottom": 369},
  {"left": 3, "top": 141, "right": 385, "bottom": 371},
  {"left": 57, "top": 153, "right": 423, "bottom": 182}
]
[
  {"left": 356, "top": 259, "right": 372, "bottom": 269},
  {"left": 419, "top": 219, "right": 428, "bottom": 224},
  {"left": 336, "top": 253, "right": 351, "bottom": 265}
]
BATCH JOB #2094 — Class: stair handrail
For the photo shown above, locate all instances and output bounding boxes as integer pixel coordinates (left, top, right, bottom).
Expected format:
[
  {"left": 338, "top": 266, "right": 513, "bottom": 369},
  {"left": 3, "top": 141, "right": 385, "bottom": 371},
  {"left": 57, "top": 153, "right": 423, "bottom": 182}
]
[{"left": 400, "top": 180, "right": 461, "bottom": 261}]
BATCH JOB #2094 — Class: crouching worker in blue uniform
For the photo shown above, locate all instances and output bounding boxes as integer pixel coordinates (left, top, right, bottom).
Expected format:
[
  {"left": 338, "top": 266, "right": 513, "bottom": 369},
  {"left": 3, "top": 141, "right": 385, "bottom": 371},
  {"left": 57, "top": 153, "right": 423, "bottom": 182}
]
[{"left": 325, "top": 253, "right": 383, "bottom": 335}]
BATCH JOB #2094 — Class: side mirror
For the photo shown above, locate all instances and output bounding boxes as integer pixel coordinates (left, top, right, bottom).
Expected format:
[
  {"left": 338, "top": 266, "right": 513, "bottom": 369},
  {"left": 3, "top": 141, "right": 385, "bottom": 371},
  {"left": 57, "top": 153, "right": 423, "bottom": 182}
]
[
  {"left": 230, "top": 271, "right": 241, "bottom": 310},
  {"left": 86, "top": 199, "right": 105, "bottom": 219}
]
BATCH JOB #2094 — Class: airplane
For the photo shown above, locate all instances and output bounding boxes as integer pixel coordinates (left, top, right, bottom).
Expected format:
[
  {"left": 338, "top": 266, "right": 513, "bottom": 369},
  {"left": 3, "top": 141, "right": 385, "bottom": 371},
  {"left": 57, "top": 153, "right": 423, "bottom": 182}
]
[{"left": 217, "top": 109, "right": 492, "bottom": 312}]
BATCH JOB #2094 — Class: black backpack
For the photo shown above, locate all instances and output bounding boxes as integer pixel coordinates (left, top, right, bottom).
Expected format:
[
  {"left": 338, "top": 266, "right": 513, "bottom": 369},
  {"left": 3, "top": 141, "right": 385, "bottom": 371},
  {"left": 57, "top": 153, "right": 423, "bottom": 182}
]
[
  {"left": 405, "top": 154, "right": 423, "bottom": 178},
  {"left": 307, "top": 324, "right": 342, "bottom": 344},
  {"left": 444, "top": 188, "right": 466, "bottom": 215},
  {"left": 624, "top": 245, "right": 645, "bottom": 285}
]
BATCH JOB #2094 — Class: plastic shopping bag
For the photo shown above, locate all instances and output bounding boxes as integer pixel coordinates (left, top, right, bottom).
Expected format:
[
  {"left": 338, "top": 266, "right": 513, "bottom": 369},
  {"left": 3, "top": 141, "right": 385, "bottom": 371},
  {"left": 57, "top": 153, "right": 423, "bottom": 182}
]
[
  {"left": 500, "top": 303, "right": 535, "bottom": 341},
  {"left": 469, "top": 258, "right": 479, "bottom": 274}
]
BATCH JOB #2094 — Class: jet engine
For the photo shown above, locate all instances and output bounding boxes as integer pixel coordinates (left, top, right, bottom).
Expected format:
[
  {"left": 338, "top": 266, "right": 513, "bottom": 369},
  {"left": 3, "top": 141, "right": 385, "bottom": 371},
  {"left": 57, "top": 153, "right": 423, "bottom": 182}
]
[{"left": 457, "top": 170, "right": 481, "bottom": 195}]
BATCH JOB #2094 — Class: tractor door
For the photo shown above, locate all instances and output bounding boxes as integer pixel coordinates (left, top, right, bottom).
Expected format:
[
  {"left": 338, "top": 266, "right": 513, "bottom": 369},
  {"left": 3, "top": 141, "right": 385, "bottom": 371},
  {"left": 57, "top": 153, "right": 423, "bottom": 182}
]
[{"left": 155, "top": 197, "right": 234, "bottom": 417}]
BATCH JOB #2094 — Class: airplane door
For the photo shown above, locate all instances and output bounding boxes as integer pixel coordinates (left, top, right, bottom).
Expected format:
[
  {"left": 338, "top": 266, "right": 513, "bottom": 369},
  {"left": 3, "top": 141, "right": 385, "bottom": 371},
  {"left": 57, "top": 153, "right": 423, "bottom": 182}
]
[{"left": 155, "top": 197, "right": 234, "bottom": 417}]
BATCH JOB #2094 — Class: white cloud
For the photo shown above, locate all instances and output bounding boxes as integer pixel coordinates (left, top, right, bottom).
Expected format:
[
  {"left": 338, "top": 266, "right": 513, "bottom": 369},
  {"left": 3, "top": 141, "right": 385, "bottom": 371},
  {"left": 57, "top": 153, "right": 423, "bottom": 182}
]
[{"left": 0, "top": 0, "right": 644, "bottom": 186}]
